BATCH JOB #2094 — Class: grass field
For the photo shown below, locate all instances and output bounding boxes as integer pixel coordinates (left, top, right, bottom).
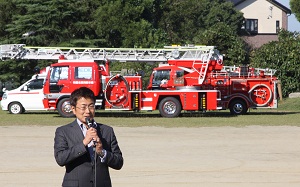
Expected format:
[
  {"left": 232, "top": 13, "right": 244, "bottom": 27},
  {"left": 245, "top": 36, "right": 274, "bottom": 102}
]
[{"left": 0, "top": 97, "right": 299, "bottom": 127}]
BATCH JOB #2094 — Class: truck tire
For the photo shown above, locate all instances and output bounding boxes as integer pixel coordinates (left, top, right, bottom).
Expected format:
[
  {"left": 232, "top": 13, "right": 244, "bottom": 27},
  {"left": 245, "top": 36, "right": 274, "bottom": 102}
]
[
  {"left": 158, "top": 97, "right": 181, "bottom": 118},
  {"left": 57, "top": 98, "right": 75, "bottom": 118},
  {"left": 8, "top": 102, "right": 24, "bottom": 114},
  {"left": 229, "top": 99, "right": 248, "bottom": 115}
]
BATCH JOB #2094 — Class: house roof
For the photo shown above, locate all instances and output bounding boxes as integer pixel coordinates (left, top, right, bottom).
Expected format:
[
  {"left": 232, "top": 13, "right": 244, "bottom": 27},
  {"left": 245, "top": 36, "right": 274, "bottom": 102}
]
[
  {"left": 228, "top": 0, "right": 245, "bottom": 6},
  {"left": 227, "top": 0, "right": 291, "bottom": 14},
  {"left": 269, "top": 0, "right": 291, "bottom": 14}
]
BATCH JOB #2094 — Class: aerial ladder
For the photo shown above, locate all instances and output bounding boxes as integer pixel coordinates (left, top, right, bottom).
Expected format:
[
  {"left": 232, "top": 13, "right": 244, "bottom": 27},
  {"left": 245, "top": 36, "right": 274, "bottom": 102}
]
[
  {"left": 0, "top": 44, "right": 221, "bottom": 85},
  {"left": 0, "top": 44, "right": 214, "bottom": 61}
]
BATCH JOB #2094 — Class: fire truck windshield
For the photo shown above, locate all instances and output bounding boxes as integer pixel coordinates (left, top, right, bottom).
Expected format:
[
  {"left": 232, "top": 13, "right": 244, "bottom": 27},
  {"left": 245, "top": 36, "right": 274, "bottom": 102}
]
[
  {"left": 50, "top": 66, "right": 68, "bottom": 83},
  {"left": 152, "top": 70, "right": 170, "bottom": 87}
]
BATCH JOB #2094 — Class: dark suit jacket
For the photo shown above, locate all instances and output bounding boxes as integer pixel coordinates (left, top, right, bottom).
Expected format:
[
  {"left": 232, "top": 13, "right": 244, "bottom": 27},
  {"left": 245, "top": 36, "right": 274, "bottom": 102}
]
[{"left": 54, "top": 120, "right": 123, "bottom": 187}]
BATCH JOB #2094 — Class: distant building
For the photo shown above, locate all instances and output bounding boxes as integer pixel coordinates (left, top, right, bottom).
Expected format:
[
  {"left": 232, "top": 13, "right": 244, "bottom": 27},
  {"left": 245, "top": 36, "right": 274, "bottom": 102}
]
[{"left": 228, "top": 0, "right": 291, "bottom": 48}]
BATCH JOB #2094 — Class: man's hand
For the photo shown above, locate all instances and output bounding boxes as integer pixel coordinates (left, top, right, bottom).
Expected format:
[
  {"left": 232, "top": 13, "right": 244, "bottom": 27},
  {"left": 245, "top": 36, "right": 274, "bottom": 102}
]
[
  {"left": 95, "top": 137, "right": 103, "bottom": 156},
  {"left": 83, "top": 127, "right": 98, "bottom": 146}
]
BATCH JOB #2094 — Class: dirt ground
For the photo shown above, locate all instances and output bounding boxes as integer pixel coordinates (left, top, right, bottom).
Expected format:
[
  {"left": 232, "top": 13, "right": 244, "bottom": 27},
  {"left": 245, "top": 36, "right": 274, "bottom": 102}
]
[{"left": 0, "top": 125, "right": 300, "bottom": 187}]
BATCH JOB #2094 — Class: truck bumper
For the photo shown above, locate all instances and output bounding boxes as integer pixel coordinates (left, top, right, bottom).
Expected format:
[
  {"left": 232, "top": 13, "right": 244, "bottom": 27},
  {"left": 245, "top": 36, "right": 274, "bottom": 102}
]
[{"left": 0, "top": 100, "right": 9, "bottom": 111}]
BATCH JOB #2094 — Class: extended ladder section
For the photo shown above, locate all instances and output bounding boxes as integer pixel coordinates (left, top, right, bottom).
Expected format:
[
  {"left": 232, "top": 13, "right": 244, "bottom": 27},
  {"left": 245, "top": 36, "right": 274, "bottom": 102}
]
[{"left": 0, "top": 44, "right": 217, "bottom": 62}]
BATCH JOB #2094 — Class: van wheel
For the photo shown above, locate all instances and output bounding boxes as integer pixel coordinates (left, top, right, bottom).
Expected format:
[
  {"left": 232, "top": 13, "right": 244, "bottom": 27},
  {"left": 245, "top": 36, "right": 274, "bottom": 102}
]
[
  {"left": 57, "top": 98, "right": 75, "bottom": 118},
  {"left": 9, "top": 102, "right": 24, "bottom": 114},
  {"left": 158, "top": 97, "right": 181, "bottom": 118},
  {"left": 229, "top": 99, "right": 247, "bottom": 115}
]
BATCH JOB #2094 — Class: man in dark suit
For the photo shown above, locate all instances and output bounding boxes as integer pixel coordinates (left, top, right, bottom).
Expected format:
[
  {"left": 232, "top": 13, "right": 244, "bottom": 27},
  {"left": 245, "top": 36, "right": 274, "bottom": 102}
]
[{"left": 54, "top": 87, "right": 123, "bottom": 187}]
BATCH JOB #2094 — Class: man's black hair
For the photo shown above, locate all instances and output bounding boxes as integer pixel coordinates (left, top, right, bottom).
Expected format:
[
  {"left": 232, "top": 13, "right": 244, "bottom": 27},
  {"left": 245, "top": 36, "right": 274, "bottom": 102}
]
[{"left": 70, "top": 87, "right": 96, "bottom": 106}]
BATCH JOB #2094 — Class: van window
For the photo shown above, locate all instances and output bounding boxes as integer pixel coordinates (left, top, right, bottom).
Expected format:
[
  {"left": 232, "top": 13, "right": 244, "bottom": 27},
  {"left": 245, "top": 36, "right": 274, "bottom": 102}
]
[{"left": 23, "top": 79, "right": 44, "bottom": 90}]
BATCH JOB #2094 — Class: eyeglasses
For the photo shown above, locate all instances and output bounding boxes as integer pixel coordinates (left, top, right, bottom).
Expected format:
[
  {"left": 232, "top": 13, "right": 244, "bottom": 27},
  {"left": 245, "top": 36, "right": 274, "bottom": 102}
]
[{"left": 76, "top": 104, "right": 95, "bottom": 111}]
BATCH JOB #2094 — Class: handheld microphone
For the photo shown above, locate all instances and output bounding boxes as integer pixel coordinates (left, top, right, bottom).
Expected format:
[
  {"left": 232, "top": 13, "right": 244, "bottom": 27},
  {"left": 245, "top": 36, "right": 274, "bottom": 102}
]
[
  {"left": 85, "top": 117, "right": 97, "bottom": 146},
  {"left": 85, "top": 117, "right": 95, "bottom": 129}
]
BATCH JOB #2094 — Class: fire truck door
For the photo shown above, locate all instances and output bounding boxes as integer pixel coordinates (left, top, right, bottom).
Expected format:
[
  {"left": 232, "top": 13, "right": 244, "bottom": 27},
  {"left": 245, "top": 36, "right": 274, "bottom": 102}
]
[
  {"left": 49, "top": 66, "right": 70, "bottom": 93},
  {"left": 71, "top": 66, "right": 94, "bottom": 90},
  {"left": 215, "top": 78, "right": 229, "bottom": 96}
]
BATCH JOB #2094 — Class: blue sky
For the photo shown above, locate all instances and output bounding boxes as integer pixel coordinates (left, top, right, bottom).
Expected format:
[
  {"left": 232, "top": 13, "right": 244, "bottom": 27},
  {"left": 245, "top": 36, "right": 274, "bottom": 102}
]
[{"left": 280, "top": 0, "right": 300, "bottom": 32}]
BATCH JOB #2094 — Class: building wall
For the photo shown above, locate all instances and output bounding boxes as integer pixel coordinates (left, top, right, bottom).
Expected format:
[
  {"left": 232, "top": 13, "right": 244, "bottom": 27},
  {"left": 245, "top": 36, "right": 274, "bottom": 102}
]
[
  {"left": 282, "top": 11, "right": 288, "bottom": 30},
  {"left": 235, "top": 0, "right": 289, "bottom": 48},
  {"left": 242, "top": 34, "right": 278, "bottom": 48},
  {"left": 236, "top": 0, "right": 285, "bottom": 33}
]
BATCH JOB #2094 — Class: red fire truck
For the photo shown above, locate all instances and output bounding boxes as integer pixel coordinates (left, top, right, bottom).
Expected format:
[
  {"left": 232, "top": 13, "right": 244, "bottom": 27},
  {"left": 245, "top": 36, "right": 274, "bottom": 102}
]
[{"left": 0, "top": 44, "right": 280, "bottom": 117}]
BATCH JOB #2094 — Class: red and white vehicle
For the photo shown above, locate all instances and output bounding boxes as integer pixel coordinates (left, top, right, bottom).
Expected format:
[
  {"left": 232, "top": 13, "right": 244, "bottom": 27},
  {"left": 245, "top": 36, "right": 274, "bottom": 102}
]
[{"left": 0, "top": 44, "right": 281, "bottom": 117}]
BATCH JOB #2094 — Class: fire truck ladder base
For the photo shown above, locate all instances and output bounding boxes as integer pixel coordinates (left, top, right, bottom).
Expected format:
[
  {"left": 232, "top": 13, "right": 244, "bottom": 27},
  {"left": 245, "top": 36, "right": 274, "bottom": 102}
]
[{"left": 191, "top": 50, "right": 212, "bottom": 85}]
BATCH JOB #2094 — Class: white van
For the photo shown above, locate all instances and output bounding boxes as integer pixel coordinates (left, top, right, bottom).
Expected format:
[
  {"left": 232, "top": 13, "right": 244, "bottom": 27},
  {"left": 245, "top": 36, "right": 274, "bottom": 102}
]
[{"left": 1, "top": 74, "right": 46, "bottom": 114}]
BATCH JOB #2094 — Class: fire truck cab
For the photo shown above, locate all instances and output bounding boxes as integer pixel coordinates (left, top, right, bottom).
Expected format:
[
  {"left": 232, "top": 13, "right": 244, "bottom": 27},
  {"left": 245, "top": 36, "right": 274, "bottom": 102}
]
[{"left": 42, "top": 60, "right": 103, "bottom": 117}]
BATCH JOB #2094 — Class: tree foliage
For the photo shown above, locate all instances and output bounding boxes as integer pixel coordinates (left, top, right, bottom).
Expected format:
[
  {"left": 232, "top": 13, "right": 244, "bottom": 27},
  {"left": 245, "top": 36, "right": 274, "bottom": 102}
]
[
  {"left": 5, "top": 0, "right": 100, "bottom": 46},
  {"left": 93, "top": 0, "right": 167, "bottom": 48},
  {"left": 157, "top": 0, "right": 246, "bottom": 65},
  {"left": 250, "top": 30, "right": 300, "bottom": 97},
  {"left": 196, "top": 22, "right": 250, "bottom": 65},
  {"left": 290, "top": 0, "right": 300, "bottom": 22},
  {"left": 0, "top": 1, "right": 16, "bottom": 39}
]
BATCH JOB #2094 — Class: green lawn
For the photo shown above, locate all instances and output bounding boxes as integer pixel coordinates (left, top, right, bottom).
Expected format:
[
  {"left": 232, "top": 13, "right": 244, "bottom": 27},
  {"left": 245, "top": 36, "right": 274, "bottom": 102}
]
[{"left": 0, "top": 98, "right": 299, "bottom": 127}]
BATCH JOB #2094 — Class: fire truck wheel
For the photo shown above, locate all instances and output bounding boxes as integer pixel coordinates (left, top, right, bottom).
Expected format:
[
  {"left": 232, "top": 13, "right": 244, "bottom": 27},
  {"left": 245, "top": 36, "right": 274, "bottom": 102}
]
[
  {"left": 158, "top": 97, "right": 182, "bottom": 118},
  {"left": 229, "top": 99, "right": 248, "bottom": 115},
  {"left": 57, "top": 98, "right": 75, "bottom": 118},
  {"left": 8, "top": 102, "right": 24, "bottom": 114}
]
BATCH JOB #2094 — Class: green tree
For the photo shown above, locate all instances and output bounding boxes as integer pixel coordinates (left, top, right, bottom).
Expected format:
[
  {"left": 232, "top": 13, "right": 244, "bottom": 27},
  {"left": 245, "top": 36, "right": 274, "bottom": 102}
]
[
  {"left": 204, "top": 0, "right": 244, "bottom": 34},
  {"left": 250, "top": 30, "right": 300, "bottom": 97},
  {"left": 158, "top": 0, "right": 244, "bottom": 42},
  {"left": 93, "top": 0, "right": 167, "bottom": 48},
  {"left": 0, "top": 58, "right": 53, "bottom": 89},
  {"left": 290, "top": 0, "right": 300, "bottom": 22},
  {"left": 0, "top": 1, "right": 16, "bottom": 43},
  {"left": 1, "top": 0, "right": 100, "bottom": 87},
  {"left": 5, "top": 0, "right": 100, "bottom": 46},
  {"left": 196, "top": 22, "right": 250, "bottom": 66},
  {"left": 0, "top": 59, "right": 36, "bottom": 89},
  {"left": 157, "top": 0, "right": 247, "bottom": 65},
  {"left": 158, "top": 0, "right": 207, "bottom": 44}
]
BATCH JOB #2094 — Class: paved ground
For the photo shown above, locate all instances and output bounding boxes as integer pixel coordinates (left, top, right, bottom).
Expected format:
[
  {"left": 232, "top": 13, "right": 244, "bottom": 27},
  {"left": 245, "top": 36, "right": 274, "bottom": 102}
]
[{"left": 0, "top": 125, "right": 300, "bottom": 187}]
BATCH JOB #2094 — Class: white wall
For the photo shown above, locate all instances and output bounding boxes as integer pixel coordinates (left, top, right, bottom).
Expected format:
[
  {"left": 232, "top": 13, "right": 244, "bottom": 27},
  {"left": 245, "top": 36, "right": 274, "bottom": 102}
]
[{"left": 236, "top": 0, "right": 283, "bottom": 33}]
